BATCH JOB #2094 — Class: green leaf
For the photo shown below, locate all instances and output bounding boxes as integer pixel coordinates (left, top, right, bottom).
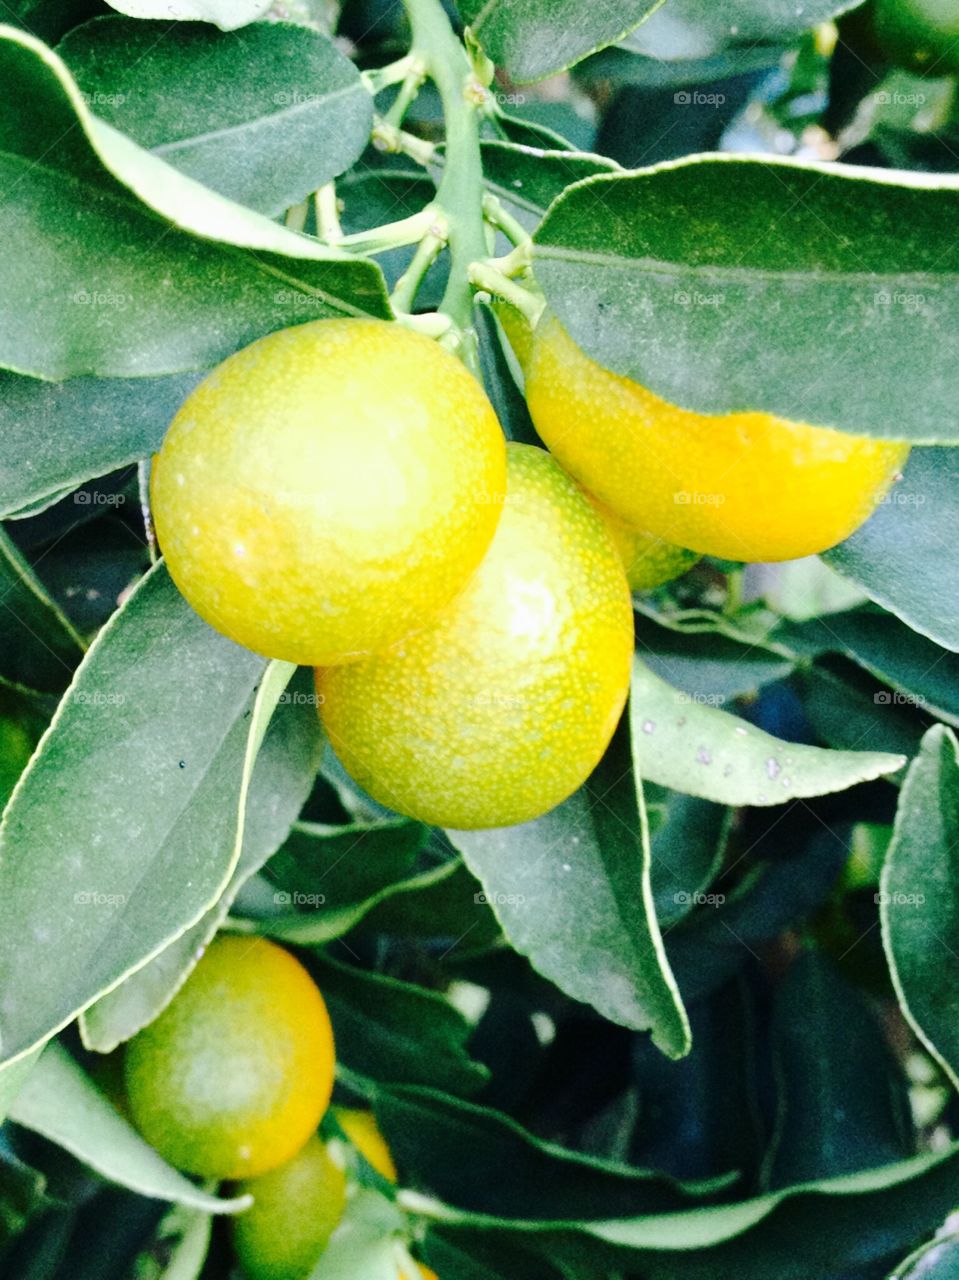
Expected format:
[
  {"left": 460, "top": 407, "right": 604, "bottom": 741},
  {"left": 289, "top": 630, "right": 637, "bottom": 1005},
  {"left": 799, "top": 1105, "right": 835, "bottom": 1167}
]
[
  {"left": 0, "top": 525, "right": 84, "bottom": 694},
  {"left": 307, "top": 1187, "right": 406, "bottom": 1280},
  {"left": 449, "top": 723, "right": 690, "bottom": 1054},
  {"left": 0, "top": 371, "right": 199, "bottom": 519},
  {"left": 157, "top": 1210, "right": 212, "bottom": 1280},
  {"left": 0, "top": 26, "right": 388, "bottom": 379},
  {"left": 79, "top": 667, "right": 322, "bottom": 1052},
  {"left": 0, "top": 1048, "right": 40, "bottom": 1123},
  {"left": 8, "top": 1042, "right": 249, "bottom": 1213},
  {"left": 647, "top": 785, "right": 730, "bottom": 925},
  {"left": 103, "top": 0, "right": 271, "bottom": 27},
  {"left": 636, "top": 613, "right": 794, "bottom": 703},
  {"left": 626, "top": 0, "right": 862, "bottom": 61},
  {"left": 780, "top": 607, "right": 959, "bottom": 727},
  {"left": 59, "top": 18, "right": 373, "bottom": 217},
  {"left": 765, "top": 950, "right": 912, "bottom": 1189},
  {"left": 457, "top": 0, "right": 665, "bottom": 82},
  {"left": 417, "top": 1144, "right": 959, "bottom": 1280},
  {"left": 881, "top": 725, "right": 959, "bottom": 1090},
  {"left": 891, "top": 1231, "right": 959, "bottom": 1279},
  {"left": 630, "top": 656, "right": 905, "bottom": 805},
  {"left": 0, "top": 565, "right": 290, "bottom": 1067},
  {"left": 824, "top": 448, "right": 959, "bottom": 652},
  {"left": 374, "top": 1086, "right": 729, "bottom": 1221},
  {"left": 533, "top": 157, "right": 959, "bottom": 443},
  {"left": 480, "top": 140, "right": 617, "bottom": 229},
  {"left": 308, "top": 953, "right": 489, "bottom": 1096}
]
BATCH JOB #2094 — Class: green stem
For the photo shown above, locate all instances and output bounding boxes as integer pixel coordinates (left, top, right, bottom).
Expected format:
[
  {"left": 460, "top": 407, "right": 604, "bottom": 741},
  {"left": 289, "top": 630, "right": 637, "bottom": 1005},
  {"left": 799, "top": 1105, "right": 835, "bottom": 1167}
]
[
  {"left": 315, "top": 182, "right": 342, "bottom": 243},
  {"left": 390, "top": 212, "right": 448, "bottom": 312},
  {"left": 403, "top": 0, "right": 488, "bottom": 357},
  {"left": 482, "top": 192, "right": 531, "bottom": 247},
  {"left": 384, "top": 57, "right": 428, "bottom": 127},
  {"left": 284, "top": 200, "right": 308, "bottom": 233},
  {"left": 372, "top": 116, "right": 437, "bottom": 166},
  {"left": 468, "top": 261, "right": 544, "bottom": 327},
  {"left": 361, "top": 53, "right": 418, "bottom": 96},
  {"left": 337, "top": 205, "right": 437, "bottom": 254}
]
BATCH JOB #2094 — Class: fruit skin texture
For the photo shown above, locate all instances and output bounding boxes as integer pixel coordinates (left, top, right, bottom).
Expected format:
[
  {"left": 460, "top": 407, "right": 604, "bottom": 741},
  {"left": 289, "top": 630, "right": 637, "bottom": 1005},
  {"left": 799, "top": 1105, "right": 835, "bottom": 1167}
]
[
  {"left": 334, "top": 1108, "right": 397, "bottom": 1182},
  {"left": 233, "top": 1135, "right": 346, "bottom": 1280},
  {"left": 874, "top": 0, "right": 959, "bottom": 74},
  {"left": 588, "top": 495, "right": 699, "bottom": 592},
  {"left": 151, "top": 318, "right": 507, "bottom": 665},
  {"left": 317, "top": 444, "right": 634, "bottom": 830},
  {"left": 525, "top": 313, "right": 910, "bottom": 563},
  {"left": 124, "top": 936, "right": 334, "bottom": 1180}
]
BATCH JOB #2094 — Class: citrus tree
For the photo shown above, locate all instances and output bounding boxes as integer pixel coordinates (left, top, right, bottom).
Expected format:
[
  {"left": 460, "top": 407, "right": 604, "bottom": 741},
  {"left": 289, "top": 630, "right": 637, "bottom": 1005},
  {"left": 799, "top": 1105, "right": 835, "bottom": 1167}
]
[{"left": 1, "top": 0, "right": 959, "bottom": 1277}]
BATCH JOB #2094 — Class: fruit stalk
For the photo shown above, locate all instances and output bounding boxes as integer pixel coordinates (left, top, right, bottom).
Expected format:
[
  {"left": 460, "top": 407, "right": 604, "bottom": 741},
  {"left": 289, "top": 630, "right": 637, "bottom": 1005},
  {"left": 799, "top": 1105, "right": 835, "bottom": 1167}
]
[{"left": 403, "top": 0, "right": 489, "bottom": 358}]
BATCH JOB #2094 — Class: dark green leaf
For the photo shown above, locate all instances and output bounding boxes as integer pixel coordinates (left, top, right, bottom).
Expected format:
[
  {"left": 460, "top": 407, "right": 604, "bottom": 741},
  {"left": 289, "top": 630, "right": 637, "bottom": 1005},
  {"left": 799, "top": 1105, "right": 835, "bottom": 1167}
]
[
  {"left": 0, "top": 27, "right": 388, "bottom": 379},
  {"left": 307, "top": 953, "right": 488, "bottom": 1095},
  {"left": 824, "top": 449, "right": 959, "bottom": 652},
  {"left": 534, "top": 158, "right": 959, "bottom": 443},
  {"left": 449, "top": 724, "right": 691, "bottom": 1054},
  {"left": 480, "top": 140, "right": 617, "bottom": 229},
  {"left": 647, "top": 785, "right": 730, "bottom": 925},
  {"left": 0, "top": 566, "right": 288, "bottom": 1066},
  {"left": 627, "top": 0, "right": 862, "bottom": 60},
  {"left": 79, "top": 669, "right": 323, "bottom": 1052},
  {"left": 0, "top": 371, "right": 199, "bottom": 520},
  {"left": 0, "top": 526, "right": 84, "bottom": 694},
  {"left": 636, "top": 613, "right": 794, "bottom": 703},
  {"left": 780, "top": 607, "right": 959, "bottom": 727},
  {"left": 60, "top": 18, "right": 373, "bottom": 216},
  {"left": 881, "top": 725, "right": 959, "bottom": 1090},
  {"left": 457, "top": 0, "right": 665, "bottom": 82},
  {"left": 374, "top": 1086, "right": 728, "bottom": 1220},
  {"left": 766, "top": 950, "right": 912, "bottom": 1189}
]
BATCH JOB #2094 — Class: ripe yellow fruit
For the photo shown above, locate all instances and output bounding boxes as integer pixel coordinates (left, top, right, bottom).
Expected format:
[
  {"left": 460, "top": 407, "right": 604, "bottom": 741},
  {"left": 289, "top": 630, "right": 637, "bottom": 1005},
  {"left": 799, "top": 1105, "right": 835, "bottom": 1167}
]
[
  {"left": 151, "top": 319, "right": 506, "bottom": 665},
  {"left": 525, "top": 313, "right": 909, "bottom": 563},
  {"left": 334, "top": 1108, "right": 397, "bottom": 1182},
  {"left": 233, "top": 1135, "right": 346, "bottom": 1280},
  {"left": 317, "top": 444, "right": 634, "bottom": 830},
  {"left": 588, "top": 495, "right": 699, "bottom": 592},
  {"left": 874, "top": 0, "right": 959, "bottom": 74},
  {"left": 124, "top": 937, "right": 334, "bottom": 1179}
]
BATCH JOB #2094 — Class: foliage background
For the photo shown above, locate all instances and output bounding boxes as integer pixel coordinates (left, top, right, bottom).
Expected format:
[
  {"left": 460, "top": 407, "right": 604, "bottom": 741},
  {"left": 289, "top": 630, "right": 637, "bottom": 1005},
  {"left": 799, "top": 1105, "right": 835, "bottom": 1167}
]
[{"left": 1, "top": 0, "right": 959, "bottom": 1277}]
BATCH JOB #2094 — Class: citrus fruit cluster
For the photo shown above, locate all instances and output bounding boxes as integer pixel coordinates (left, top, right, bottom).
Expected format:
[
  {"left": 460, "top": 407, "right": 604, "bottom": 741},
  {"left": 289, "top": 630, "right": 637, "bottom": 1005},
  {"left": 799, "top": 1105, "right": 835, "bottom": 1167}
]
[
  {"left": 122, "top": 935, "right": 433, "bottom": 1279},
  {"left": 151, "top": 314, "right": 908, "bottom": 830}
]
